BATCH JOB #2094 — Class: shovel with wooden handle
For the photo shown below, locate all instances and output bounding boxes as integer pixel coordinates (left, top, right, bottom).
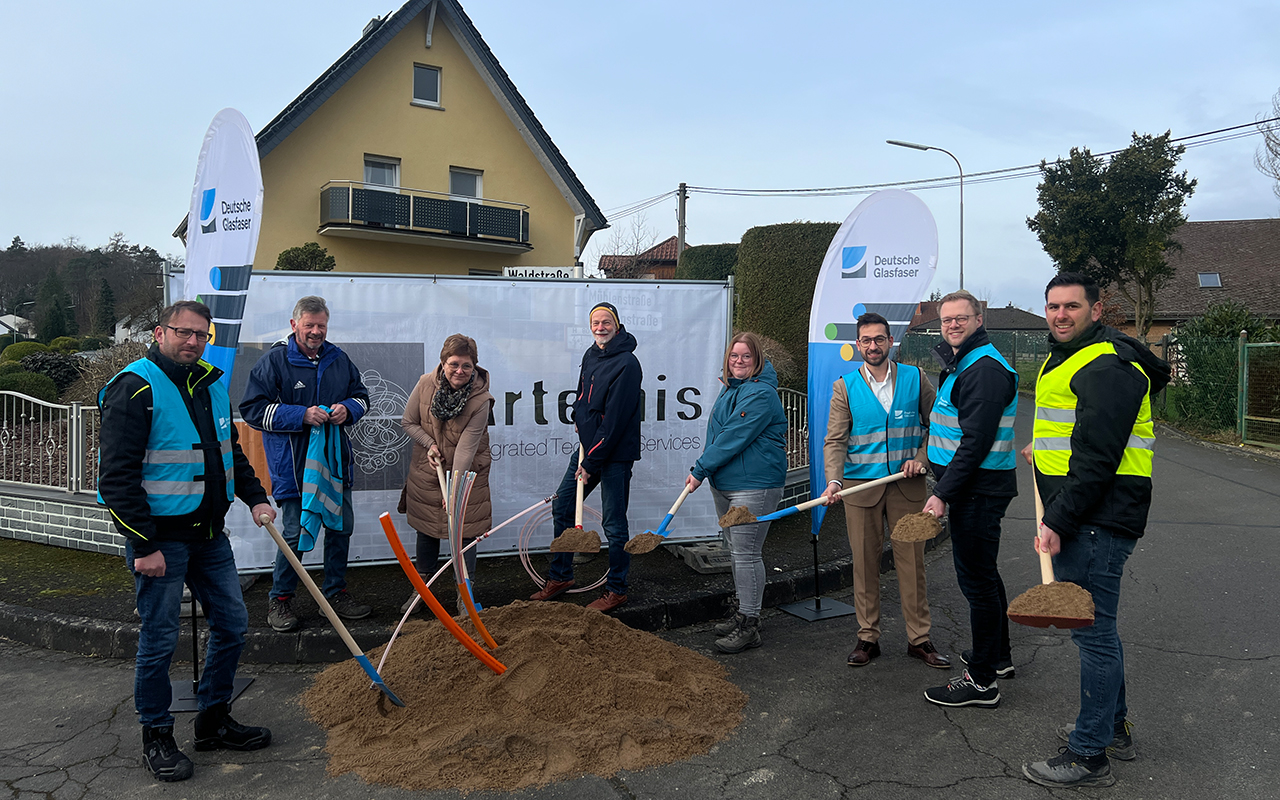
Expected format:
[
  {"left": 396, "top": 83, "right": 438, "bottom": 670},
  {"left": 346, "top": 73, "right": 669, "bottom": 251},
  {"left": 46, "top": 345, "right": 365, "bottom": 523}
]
[
  {"left": 1006, "top": 472, "right": 1095, "bottom": 629},
  {"left": 260, "top": 516, "right": 405, "bottom": 706},
  {"left": 548, "top": 444, "right": 600, "bottom": 552},
  {"left": 625, "top": 483, "right": 692, "bottom": 554},
  {"left": 720, "top": 472, "right": 907, "bottom": 528}
]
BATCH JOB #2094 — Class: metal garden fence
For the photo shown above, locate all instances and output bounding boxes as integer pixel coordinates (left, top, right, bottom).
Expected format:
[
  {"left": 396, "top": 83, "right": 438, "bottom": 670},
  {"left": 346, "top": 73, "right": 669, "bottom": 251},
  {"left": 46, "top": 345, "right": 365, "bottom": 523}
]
[
  {"left": 1242, "top": 339, "right": 1280, "bottom": 449},
  {"left": 0, "top": 391, "right": 100, "bottom": 494}
]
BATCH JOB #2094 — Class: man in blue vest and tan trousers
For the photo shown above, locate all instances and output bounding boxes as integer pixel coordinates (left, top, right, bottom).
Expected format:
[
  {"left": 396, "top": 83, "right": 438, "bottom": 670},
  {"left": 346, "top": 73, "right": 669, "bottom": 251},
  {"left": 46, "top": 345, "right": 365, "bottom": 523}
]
[
  {"left": 98, "top": 301, "right": 276, "bottom": 782},
  {"left": 821, "top": 312, "right": 950, "bottom": 670},
  {"left": 921, "top": 289, "right": 1019, "bottom": 708},
  {"left": 1020, "top": 272, "right": 1168, "bottom": 788}
]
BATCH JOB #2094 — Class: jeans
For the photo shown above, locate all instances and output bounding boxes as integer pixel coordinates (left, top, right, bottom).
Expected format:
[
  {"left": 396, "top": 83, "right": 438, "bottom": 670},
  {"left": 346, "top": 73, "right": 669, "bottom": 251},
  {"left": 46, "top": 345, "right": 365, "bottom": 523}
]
[
  {"left": 548, "top": 451, "right": 633, "bottom": 595},
  {"left": 948, "top": 491, "right": 1013, "bottom": 687},
  {"left": 1054, "top": 525, "right": 1136, "bottom": 757},
  {"left": 270, "top": 488, "right": 355, "bottom": 600},
  {"left": 710, "top": 485, "right": 782, "bottom": 618},
  {"left": 127, "top": 533, "right": 248, "bottom": 727}
]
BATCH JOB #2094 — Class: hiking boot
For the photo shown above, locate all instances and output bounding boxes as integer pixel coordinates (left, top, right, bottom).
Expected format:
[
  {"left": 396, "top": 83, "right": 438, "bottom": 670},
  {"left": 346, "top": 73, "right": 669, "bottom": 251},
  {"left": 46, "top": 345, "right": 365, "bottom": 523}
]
[
  {"left": 924, "top": 670, "right": 1000, "bottom": 708},
  {"left": 529, "top": 579, "right": 575, "bottom": 601},
  {"left": 400, "top": 590, "right": 423, "bottom": 616},
  {"left": 193, "top": 702, "right": 272, "bottom": 752},
  {"left": 847, "top": 639, "right": 880, "bottom": 667},
  {"left": 329, "top": 591, "right": 372, "bottom": 620},
  {"left": 715, "top": 611, "right": 745, "bottom": 636},
  {"left": 267, "top": 597, "right": 300, "bottom": 632},
  {"left": 586, "top": 591, "right": 629, "bottom": 612},
  {"left": 1058, "top": 719, "right": 1136, "bottom": 761},
  {"left": 715, "top": 615, "right": 762, "bottom": 654},
  {"left": 141, "top": 725, "right": 193, "bottom": 782},
  {"left": 907, "top": 640, "right": 952, "bottom": 669},
  {"left": 960, "top": 649, "right": 1015, "bottom": 679},
  {"left": 1023, "top": 746, "right": 1115, "bottom": 788}
]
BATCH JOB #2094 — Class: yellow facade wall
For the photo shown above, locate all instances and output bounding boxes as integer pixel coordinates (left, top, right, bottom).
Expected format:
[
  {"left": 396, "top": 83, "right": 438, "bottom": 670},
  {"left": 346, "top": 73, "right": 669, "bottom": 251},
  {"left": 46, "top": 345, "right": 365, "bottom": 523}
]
[{"left": 255, "top": 11, "right": 581, "bottom": 275}]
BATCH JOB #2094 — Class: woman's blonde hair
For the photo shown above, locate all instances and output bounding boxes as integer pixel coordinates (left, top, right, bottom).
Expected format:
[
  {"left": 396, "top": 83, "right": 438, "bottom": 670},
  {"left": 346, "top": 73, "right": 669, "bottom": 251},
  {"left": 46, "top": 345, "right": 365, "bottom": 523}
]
[{"left": 723, "top": 331, "right": 765, "bottom": 379}]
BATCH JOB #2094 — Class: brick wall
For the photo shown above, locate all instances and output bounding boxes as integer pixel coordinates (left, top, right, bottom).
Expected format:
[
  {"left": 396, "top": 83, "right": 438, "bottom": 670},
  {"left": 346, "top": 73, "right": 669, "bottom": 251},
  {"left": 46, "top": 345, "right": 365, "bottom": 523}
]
[{"left": 0, "top": 488, "right": 123, "bottom": 557}]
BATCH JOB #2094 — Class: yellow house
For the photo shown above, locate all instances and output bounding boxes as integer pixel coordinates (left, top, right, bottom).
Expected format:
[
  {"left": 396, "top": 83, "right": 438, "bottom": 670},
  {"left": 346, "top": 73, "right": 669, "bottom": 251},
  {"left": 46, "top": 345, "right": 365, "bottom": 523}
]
[{"left": 177, "top": 0, "right": 606, "bottom": 274}]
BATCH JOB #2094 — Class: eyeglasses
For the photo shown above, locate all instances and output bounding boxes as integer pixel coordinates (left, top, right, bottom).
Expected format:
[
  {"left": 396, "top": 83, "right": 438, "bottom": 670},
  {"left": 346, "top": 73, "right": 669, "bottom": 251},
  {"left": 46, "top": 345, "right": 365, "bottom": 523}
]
[
  {"left": 165, "top": 326, "right": 210, "bottom": 343},
  {"left": 444, "top": 362, "right": 474, "bottom": 373},
  {"left": 857, "top": 336, "right": 888, "bottom": 347},
  {"left": 727, "top": 353, "right": 754, "bottom": 362},
  {"left": 940, "top": 315, "right": 973, "bottom": 328}
]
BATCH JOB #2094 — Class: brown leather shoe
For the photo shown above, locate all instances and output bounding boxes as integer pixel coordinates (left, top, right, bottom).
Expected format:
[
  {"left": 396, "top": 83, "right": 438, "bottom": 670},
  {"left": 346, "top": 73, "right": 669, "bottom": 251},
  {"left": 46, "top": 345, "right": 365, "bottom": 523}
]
[
  {"left": 846, "top": 639, "right": 880, "bottom": 666},
  {"left": 907, "top": 640, "right": 952, "bottom": 669},
  {"left": 586, "top": 591, "right": 629, "bottom": 612},
  {"left": 529, "top": 579, "right": 575, "bottom": 601}
]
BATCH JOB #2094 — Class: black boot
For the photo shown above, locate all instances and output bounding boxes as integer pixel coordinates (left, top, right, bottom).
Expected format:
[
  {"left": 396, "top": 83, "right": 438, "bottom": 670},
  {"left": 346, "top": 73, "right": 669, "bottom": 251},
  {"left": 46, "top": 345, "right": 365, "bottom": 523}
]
[
  {"left": 715, "top": 615, "right": 763, "bottom": 653},
  {"left": 194, "top": 702, "right": 272, "bottom": 752},
  {"left": 141, "top": 725, "right": 194, "bottom": 782}
]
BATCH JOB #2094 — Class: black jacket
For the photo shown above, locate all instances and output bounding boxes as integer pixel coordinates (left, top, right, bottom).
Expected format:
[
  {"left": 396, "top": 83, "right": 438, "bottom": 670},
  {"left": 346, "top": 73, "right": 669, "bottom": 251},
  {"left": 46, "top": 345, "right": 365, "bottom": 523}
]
[
  {"left": 98, "top": 345, "right": 269, "bottom": 557},
  {"left": 930, "top": 327, "right": 1020, "bottom": 501},
  {"left": 574, "top": 329, "right": 643, "bottom": 474},
  {"left": 1036, "top": 322, "right": 1171, "bottom": 539}
]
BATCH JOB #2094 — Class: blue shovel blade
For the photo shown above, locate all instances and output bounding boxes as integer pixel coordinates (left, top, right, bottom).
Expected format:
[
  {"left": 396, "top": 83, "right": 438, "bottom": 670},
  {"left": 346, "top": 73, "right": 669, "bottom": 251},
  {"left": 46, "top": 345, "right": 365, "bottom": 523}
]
[{"left": 354, "top": 654, "right": 405, "bottom": 707}]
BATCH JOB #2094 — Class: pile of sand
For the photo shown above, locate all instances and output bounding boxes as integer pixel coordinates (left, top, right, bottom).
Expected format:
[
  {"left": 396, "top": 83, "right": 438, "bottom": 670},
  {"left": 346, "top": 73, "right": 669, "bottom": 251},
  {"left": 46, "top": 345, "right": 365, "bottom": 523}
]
[
  {"left": 623, "top": 532, "right": 665, "bottom": 554},
  {"left": 890, "top": 512, "right": 942, "bottom": 543},
  {"left": 548, "top": 527, "right": 601, "bottom": 552},
  {"left": 302, "top": 601, "right": 747, "bottom": 793},
  {"left": 1007, "top": 581, "right": 1095, "bottom": 624}
]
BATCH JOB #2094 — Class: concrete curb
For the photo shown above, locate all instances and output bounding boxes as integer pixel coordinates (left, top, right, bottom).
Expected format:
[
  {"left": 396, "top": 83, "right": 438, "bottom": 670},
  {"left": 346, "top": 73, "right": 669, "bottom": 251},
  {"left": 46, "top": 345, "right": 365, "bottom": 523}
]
[{"left": 0, "top": 528, "right": 949, "bottom": 663}]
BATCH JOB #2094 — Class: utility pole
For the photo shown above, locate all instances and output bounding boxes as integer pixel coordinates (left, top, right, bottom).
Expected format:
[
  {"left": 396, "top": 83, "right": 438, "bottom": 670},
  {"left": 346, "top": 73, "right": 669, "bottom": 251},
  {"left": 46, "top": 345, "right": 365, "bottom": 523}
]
[{"left": 676, "top": 182, "right": 688, "bottom": 266}]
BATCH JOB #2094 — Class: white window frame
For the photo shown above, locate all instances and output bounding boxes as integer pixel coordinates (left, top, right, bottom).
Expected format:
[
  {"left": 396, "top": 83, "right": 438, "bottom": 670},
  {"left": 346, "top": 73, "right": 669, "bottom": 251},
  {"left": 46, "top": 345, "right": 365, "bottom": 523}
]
[
  {"left": 449, "top": 167, "right": 483, "bottom": 202},
  {"left": 412, "top": 63, "right": 441, "bottom": 108},
  {"left": 363, "top": 155, "right": 401, "bottom": 192},
  {"left": 1197, "top": 272, "right": 1222, "bottom": 288}
]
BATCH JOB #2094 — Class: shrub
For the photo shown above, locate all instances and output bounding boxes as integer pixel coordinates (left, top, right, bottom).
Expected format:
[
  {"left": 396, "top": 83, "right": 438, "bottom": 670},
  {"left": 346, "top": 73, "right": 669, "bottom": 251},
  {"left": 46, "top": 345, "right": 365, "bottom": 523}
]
[
  {"left": 734, "top": 222, "right": 840, "bottom": 389},
  {"left": 0, "top": 333, "right": 28, "bottom": 349},
  {"left": 275, "top": 241, "right": 337, "bottom": 271},
  {"left": 0, "top": 372, "right": 58, "bottom": 403},
  {"left": 20, "top": 351, "right": 83, "bottom": 395},
  {"left": 78, "top": 335, "right": 112, "bottom": 351},
  {"left": 676, "top": 243, "right": 738, "bottom": 281},
  {"left": 1, "top": 341, "right": 49, "bottom": 363},
  {"left": 61, "top": 341, "right": 147, "bottom": 405},
  {"left": 50, "top": 336, "right": 81, "bottom": 353},
  {"left": 0, "top": 361, "right": 27, "bottom": 376}
]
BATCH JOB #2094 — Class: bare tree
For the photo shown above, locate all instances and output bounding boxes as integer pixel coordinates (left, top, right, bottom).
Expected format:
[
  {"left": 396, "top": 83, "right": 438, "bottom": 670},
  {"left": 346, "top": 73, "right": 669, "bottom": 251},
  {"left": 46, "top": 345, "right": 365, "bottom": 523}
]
[
  {"left": 588, "top": 213, "right": 661, "bottom": 279},
  {"left": 1257, "top": 89, "right": 1280, "bottom": 203}
]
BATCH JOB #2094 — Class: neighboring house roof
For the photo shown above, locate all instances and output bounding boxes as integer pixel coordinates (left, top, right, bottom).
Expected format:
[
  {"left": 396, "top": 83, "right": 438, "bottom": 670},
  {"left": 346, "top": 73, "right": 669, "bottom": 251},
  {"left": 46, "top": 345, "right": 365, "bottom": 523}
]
[
  {"left": 175, "top": 0, "right": 606, "bottom": 241},
  {"left": 1121, "top": 219, "right": 1280, "bottom": 322},
  {"left": 599, "top": 236, "right": 688, "bottom": 276}
]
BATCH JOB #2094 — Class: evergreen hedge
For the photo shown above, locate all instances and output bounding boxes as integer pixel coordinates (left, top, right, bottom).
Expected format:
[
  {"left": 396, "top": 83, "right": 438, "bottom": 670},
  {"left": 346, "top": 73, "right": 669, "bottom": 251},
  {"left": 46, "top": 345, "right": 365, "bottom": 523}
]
[
  {"left": 676, "top": 243, "right": 738, "bottom": 281},
  {"left": 734, "top": 222, "right": 840, "bottom": 389},
  {"left": 50, "top": 336, "right": 81, "bottom": 353},
  {"left": 0, "top": 361, "right": 27, "bottom": 376},
  {"left": 1, "top": 341, "right": 50, "bottom": 363},
  {"left": 0, "top": 372, "right": 58, "bottom": 403},
  {"left": 20, "top": 351, "right": 83, "bottom": 394}
]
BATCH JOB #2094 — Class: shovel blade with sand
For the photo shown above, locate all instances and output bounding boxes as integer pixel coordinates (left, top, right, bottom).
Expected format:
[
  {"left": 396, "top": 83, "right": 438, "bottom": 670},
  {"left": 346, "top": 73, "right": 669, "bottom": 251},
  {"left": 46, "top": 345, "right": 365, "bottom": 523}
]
[
  {"left": 548, "top": 444, "right": 602, "bottom": 552},
  {"left": 1006, "top": 474, "right": 1095, "bottom": 629},
  {"left": 890, "top": 511, "right": 943, "bottom": 543},
  {"left": 261, "top": 516, "right": 406, "bottom": 706},
  {"left": 625, "top": 483, "right": 692, "bottom": 554},
  {"left": 718, "top": 471, "right": 908, "bottom": 528}
]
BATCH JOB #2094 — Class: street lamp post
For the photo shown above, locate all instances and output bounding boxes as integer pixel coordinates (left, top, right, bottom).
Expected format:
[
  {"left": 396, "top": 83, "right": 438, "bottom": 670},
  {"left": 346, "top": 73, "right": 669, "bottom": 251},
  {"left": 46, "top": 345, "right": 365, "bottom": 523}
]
[{"left": 887, "top": 139, "right": 964, "bottom": 290}]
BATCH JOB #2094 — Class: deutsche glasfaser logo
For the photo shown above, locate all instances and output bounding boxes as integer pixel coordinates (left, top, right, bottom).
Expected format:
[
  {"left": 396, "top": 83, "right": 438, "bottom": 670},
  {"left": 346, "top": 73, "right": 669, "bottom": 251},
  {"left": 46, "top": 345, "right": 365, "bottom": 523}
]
[
  {"left": 199, "top": 188, "right": 218, "bottom": 234},
  {"left": 841, "top": 246, "right": 867, "bottom": 279}
]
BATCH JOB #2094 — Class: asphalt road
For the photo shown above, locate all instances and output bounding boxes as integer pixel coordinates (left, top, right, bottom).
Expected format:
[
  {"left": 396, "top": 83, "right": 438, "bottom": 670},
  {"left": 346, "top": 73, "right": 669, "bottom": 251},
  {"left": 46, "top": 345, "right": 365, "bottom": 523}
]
[{"left": 3, "top": 420, "right": 1278, "bottom": 799}]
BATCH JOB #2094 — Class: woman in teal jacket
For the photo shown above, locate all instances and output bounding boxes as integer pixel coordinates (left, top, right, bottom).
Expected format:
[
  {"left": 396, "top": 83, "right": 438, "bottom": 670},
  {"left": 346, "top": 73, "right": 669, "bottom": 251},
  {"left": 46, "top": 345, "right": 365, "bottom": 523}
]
[{"left": 686, "top": 332, "right": 788, "bottom": 653}]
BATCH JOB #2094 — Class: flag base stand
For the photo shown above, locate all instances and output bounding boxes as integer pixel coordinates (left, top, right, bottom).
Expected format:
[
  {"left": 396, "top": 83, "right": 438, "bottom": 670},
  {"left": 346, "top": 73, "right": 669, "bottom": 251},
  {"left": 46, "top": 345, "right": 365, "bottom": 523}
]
[
  {"left": 779, "top": 533, "right": 857, "bottom": 622},
  {"left": 167, "top": 592, "right": 254, "bottom": 713}
]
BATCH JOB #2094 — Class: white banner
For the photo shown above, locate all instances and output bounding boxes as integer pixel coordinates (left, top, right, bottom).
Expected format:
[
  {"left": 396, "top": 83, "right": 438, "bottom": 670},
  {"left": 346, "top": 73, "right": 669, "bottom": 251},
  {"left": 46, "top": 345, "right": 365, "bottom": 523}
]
[
  {"left": 806, "top": 189, "right": 938, "bottom": 534},
  {"left": 183, "top": 108, "right": 263, "bottom": 389},
  {"left": 217, "top": 273, "right": 731, "bottom": 570}
]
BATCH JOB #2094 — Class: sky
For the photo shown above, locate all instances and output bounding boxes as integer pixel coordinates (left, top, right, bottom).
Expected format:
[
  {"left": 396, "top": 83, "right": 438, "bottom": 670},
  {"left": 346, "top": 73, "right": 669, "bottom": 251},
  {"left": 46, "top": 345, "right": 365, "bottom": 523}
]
[{"left": 2, "top": 0, "right": 1278, "bottom": 312}]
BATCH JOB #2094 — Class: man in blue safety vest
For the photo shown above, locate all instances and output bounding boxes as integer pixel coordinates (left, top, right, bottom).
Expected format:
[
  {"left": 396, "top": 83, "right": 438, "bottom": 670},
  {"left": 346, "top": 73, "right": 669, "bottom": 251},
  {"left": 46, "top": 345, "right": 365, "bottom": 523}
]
[
  {"left": 1019, "top": 272, "right": 1169, "bottom": 788},
  {"left": 98, "top": 300, "right": 276, "bottom": 782},
  {"left": 920, "top": 289, "right": 1020, "bottom": 709},
  {"left": 821, "top": 311, "right": 949, "bottom": 670}
]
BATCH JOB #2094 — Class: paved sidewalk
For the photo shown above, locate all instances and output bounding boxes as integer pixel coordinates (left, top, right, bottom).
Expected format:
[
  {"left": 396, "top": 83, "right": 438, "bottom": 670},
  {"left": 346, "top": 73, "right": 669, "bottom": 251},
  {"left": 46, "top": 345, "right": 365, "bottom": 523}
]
[{"left": 2, "top": 421, "right": 1278, "bottom": 798}]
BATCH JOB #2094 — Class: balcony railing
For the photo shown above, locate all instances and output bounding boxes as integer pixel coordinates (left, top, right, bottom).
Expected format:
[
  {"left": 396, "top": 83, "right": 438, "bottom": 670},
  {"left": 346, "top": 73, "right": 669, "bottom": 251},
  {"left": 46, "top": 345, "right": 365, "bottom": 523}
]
[{"left": 320, "top": 181, "right": 530, "bottom": 246}]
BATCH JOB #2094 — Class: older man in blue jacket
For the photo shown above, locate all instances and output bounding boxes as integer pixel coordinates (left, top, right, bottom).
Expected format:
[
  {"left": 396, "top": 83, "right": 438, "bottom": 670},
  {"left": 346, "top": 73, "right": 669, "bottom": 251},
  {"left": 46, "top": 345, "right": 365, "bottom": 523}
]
[{"left": 240, "top": 296, "right": 371, "bottom": 632}]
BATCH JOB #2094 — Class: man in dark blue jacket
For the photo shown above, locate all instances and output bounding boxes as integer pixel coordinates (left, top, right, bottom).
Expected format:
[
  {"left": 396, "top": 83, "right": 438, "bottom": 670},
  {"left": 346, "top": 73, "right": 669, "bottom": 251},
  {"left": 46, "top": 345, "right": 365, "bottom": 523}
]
[
  {"left": 239, "top": 296, "right": 371, "bottom": 632},
  {"left": 531, "top": 301, "right": 643, "bottom": 612}
]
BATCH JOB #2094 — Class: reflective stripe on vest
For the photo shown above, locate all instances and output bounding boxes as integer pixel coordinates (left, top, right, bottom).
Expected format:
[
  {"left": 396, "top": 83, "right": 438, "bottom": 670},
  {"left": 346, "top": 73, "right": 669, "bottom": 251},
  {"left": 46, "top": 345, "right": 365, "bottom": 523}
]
[
  {"left": 97, "top": 357, "right": 234, "bottom": 515},
  {"left": 842, "top": 364, "right": 923, "bottom": 479},
  {"left": 928, "top": 343, "right": 1018, "bottom": 470},
  {"left": 1032, "top": 342, "right": 1154, "bottom": 477}
]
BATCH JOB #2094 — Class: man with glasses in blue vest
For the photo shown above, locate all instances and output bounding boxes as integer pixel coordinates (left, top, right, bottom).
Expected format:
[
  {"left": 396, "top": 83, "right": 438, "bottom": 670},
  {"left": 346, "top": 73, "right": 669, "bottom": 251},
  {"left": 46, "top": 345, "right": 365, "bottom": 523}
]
[
  {"left": 921, "top": 289, "right": 1019, "bottom": 709},
  {"left": 1019, "top": 272, "right": 1168, "bottom": 788}
]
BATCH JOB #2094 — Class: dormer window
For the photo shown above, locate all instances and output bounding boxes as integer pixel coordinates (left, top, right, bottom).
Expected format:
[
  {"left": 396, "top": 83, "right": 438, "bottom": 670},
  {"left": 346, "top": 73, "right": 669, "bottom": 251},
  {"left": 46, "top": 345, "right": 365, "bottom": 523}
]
[
  {"left": 413, "top": 64, "right": 441, "bottom": 107},
  {"left": 1197, "top": 272, "right": 1222, "bottom": 288}
]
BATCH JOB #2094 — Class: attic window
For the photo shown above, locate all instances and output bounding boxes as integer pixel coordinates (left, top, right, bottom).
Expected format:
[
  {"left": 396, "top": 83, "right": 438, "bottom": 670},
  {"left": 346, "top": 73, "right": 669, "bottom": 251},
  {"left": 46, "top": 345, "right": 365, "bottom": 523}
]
[
  {"left": 413, "top": 64, "right": 440, "bottom": 107},
  {"left": 1197, "top": 272, "right": 1222, "bottom": 288}
]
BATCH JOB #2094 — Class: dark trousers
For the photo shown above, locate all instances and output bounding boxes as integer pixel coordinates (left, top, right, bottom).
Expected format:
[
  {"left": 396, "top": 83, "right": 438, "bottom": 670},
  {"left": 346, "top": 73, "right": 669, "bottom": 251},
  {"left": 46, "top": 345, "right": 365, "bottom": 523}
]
[
  {"left": 547, "top": 449, "right": 633, "bottom": 595},
  {"left": 948, "top": 492, "right": 1013, "bottom": 687}
]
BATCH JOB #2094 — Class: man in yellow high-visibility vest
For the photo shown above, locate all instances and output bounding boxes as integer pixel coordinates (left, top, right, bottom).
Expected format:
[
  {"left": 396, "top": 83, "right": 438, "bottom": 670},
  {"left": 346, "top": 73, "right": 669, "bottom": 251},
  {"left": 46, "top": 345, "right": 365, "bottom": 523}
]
[{"left": 1020, "top": 273, "right": 1169, "bottom": 789}]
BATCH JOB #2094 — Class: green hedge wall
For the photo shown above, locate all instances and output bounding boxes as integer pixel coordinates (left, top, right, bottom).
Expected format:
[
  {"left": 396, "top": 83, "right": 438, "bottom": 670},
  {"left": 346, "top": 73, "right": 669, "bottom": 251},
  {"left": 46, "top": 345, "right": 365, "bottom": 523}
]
[
  {"left": 675, "top": 243, "right": 737, "bottom": 281},
  {"left": 734, "top": 222, "right": 839, "bottom": 389}
]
